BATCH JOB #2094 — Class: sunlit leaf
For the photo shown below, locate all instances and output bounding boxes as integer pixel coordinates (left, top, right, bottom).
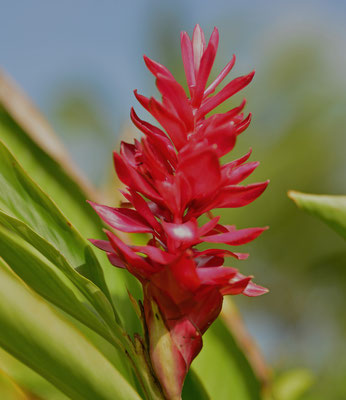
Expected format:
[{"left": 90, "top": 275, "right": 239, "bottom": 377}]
[
  {"left": 0, "top": 71, "right": 103, "bottom": 238},
  {"left": 0, "top": 224, "right": 124, "bottom": 349},
  {"left": 0, "top": 140, "right": 116, "bottom": 315},
  {"left": 272, "top": 369, "right": 314, "bottom": 400},
  {"left": 0, "top": 257, "right": 141, "bottom": 400},
  {"left": 0, "top": 349, "right": 68, "bottom": 400},
  {"left": 192, "top": 317, "right": 261, "bottom": 400},
  {"left": 288, "top": 191, "right": 346, "bottom": 239},
  {"left": 0, "top": 368, "right": 27, "bottom": 400},
  {"left": 0, "top": 81, "right": 143, "bottom": 375},
  {"left": 0, "top": 209, "right": 121, "bottom": 332},
  {"left": 182, "top": 368, "right": 210, "bottom": 399},
  {"left": 0, "top": 75, "right": 128, "bottom": 319},
  {"left": 0, "top": 222, "right": 137, "bottom": 393}
]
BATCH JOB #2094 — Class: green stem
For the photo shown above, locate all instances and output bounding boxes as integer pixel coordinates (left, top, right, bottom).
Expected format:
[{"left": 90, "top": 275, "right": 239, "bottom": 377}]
[
  {"left": 97, "top": 319, "right": 165, "bottom": 400},
  {"left": 123, "top": 334, "right": 166, "bottom": 400}
]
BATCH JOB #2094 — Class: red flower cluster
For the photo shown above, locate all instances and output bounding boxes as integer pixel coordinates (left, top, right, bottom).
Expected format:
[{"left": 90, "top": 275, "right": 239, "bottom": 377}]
[{"left": 90, "top": 25, "right": 268, "bottom": 398}]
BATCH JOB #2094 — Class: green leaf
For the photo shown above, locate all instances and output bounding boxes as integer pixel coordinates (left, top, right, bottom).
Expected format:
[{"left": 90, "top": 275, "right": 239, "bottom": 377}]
[
  {"left": 0, "top": 224, "right": 122, "bottom": 347},
  {"left": 0, "top": 140, "right": 116, "bottom": 317},
  {"left": 0, "top": 223, "right": 135, "bottom": 385},
  {"left": 0, "top": 71, "right": 103, "bottom": 241},
  {"left": 0, "top": 257, "right": 141, "bottom": 400},
  {"left": 0, "top": 349, "right": 69, "bottom": 400},
  {"left": 0, "top": 144, "right": 138, "bottom": 386},
  {"left": 0, "top": 75, "right": 139, "bottom": 334},
  {"left": 272, "top": 369, "right": 314, "bottom": 400},
  {"left": 192, "top": 317, "right": 261, "bottom": 400},
  {"left": 0, "top": 220, "right": 154, "bottom": 398},
  {"left": 0, "top": 209, "right": 119, "bottom": 331},
  {"left": 0, "top": 368, "right": 27, "bottom": 400},
  {"left": 288, "top": 191, "right": 346, "bottom": 239},
  {"left": 182, "top": 368, "right": 210, "bottom": 400}
]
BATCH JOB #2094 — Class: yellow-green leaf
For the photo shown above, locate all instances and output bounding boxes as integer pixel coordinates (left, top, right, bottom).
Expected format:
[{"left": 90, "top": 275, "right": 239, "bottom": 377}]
[
  {"left": 288, "top": 191, "right": 346, "bottom": 239},
  {"left": 0, "top": 140, "right": 116, "bottom": 317},
  {"left": 0, "top": 209, "right": 119, "bottom": 333},
  {"left": 272, "top": 369, "right": 314, "bottom": 400},
  {"left": 0, "top": 224, "right": 122, "bottom": 347},
  {"left": 0, "top": 368, "right": 27, "bottom": 400},
  {"left": 0, "top": 71, "right": 103, "bottom": 241},
  {"left": 192, "top": 317, "right": 261, "bottom": 400},
  {"left": 0, "top": 257, "right": 141, "bottom": 400}
]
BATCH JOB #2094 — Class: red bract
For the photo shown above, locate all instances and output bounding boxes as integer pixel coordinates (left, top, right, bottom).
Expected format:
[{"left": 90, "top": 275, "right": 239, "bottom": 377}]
[{"left": 89, "top": 24, "right": 269, "bottom": 399}]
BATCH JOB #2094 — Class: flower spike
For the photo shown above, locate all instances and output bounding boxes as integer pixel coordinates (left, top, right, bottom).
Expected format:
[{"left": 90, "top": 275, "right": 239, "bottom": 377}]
[{"left": 90, "top": 24, "right": 268, "bottom": 400}]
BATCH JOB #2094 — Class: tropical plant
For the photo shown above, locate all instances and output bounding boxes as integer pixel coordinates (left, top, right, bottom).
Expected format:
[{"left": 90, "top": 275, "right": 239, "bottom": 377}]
[{"left": 0, "top": 25, "right": 322, "bottom": 400}]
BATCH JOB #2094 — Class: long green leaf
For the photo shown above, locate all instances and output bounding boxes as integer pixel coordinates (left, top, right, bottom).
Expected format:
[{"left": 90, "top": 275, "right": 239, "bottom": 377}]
[
  {"left": 0, "top": 75, "right": 140, "bottom": 333},
  {"left": 0, "top": 140, "right": 116, "bottom": 316},
  {"left": 0, "top": 218, "right": 153, "bottom": 398},
  {"left": 288, "top": 191, "right": 346, "bottom": 239},
  {"left": 192, "top": 317, "right": 261, "bottom": 400},
  {"left": 0, "top": 76, "right": 114, "bottom": 308},
  {"left": 0, "top": 224, "right": 121, "bottom": 346},
  {"left": 0, "top": 257, "right": 141, "bottom": 400},
  {"left": 0, "top": 368, "right": 27, "bottom": 400},
  {"left": 0, "top": 71, "right": 103, "bottom": 243},
  {"left": 272, "top": 369, "right": 314, "bottom": 400},
  {"left": 0, "top": 349, "right": 69, "bottom": 400},
  {"left": 0, "top": 209, "right": 118, "bottom": 331},
  {"left": 0, "top": 223, "right": 136, "bottom": 383},
  {"left": 182, "top": 369, "right": 210, "bottom": 399}
]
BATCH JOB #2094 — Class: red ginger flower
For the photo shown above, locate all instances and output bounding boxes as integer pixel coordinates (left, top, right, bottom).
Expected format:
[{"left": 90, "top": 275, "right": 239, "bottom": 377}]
[{"left": 89, "top": 24, "right": 269, "bottom": 400}]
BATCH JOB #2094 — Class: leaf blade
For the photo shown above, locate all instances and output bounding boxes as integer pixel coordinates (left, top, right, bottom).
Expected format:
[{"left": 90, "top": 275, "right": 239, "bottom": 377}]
[
  {"left": 192, "top": 317, "right": 262, "bottom": 400},
  {"left": 0, "top": 257, "right": 141, "bottom": 400},
  {"left": 0, "top": 70, "right": 102, "bottom": 236},
  {"left": 182, "top": 368, "right": 210, "bottom": 400},
  {"left": 0, "top": 210, "right": 117, "bottom": 327},
  {"left": 0, "top": 139, "right": 116, "bottom": 318},
  {"left": 0, "top": 223, "right": 121, "bottom": 346},
  {"left": 0, "top": 368, "right": 28, "bottom": 400},
  {"left": 288, "top": 191, "right": 346, "bottom": 239}
]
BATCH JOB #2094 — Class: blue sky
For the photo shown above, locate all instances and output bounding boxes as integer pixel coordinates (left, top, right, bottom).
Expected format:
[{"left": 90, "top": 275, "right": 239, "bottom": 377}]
[{"left": 1, "top": 0, "right": 345, "bottom": 119}]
